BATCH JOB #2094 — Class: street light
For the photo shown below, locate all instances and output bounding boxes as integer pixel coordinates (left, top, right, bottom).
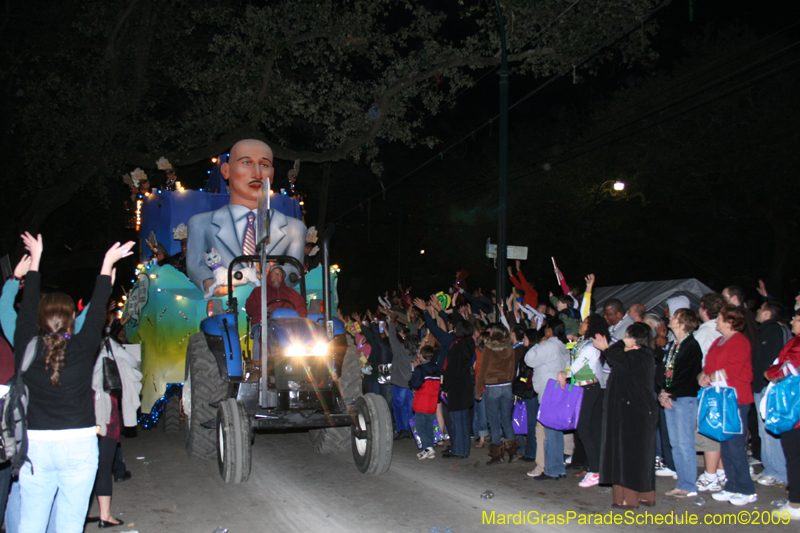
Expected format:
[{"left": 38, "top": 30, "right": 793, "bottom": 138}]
[{"left": 589, "top": 180, "right": 627, "bottom": 270}]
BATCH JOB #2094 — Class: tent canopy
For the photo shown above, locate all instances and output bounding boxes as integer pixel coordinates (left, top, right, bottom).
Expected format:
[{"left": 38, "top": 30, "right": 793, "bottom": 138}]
[{"left": 592, "top": 278, "right": 713, "bottom": 317}]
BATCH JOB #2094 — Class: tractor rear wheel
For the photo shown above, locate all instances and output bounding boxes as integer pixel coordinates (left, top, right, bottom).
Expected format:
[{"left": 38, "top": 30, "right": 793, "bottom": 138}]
[{"left": 184, "top": 333, "right": 230, "bottom": 460}]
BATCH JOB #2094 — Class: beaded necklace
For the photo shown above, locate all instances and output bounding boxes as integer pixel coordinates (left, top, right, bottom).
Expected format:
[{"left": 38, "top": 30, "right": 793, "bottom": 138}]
[
  {"left": 664, "top": 333, "right": 689, "bottom": 387},
  {"left": 570, "top": 338, "right": 592, "bottom": 365}
]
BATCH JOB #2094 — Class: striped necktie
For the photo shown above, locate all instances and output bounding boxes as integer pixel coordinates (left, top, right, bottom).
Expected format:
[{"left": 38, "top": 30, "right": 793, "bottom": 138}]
[{"left": 242, "top": 212, "right": 256, "bottom": 257}]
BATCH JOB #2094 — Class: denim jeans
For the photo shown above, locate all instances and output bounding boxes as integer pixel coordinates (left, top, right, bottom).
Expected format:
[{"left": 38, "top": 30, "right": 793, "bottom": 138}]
[
  {"left": 379, "top": 383, "right": 394, "bottom": 427},
  {"left": 657, "top": 403, "right": 675, "bottom": 470},
  {"left": 415, "top": 412, "right": 436, "bottom": 450},
  {"left": 665, "top": 396, "right": 699, "bottom": 492},
  {"left": 449, "top": 409, "right": 471, "bottom": 457},
  {"left": 484, "top": 384, "right": 515, "bottom": 444},
  {"left": 753, "top": 390, "right": 788, "bottom": 482},
  {"left": 392, "top": 385, "right": 413, "bottom": 433},
  {"left": 19, "top": 432, "right": 99, "bottom": 533},
  {"left": 720, "top": 404, "right": 756, "bottom": 496},
  {"left": 544, "top": 426, "right": 565, "bottom": 477},
  {"left": 522, "top": 396, "right": 539, "bottom": 458},
  {"left": 472, "top": 398, "right": 488, "bottom": 439},
  {"left": 5, "top": 481, "right": 57, "bottom": 533}
]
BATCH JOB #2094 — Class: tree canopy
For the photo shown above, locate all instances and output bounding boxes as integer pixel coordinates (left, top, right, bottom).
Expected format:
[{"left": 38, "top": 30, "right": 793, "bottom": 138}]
[{"left": 2, "top": 0, "right": 664, "bottom": 236}]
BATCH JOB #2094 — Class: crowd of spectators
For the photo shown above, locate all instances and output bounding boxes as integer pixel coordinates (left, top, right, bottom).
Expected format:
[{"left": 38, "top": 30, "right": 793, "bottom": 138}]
[{"left": 340, "top": 261, "right": 800, "bottom": 519}]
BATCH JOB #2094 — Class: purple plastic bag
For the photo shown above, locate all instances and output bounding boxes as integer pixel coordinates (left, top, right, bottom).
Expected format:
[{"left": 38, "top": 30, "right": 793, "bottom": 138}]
[
  {"left": 512, "top": 399, "right": 527, "bottom": 434},
  {"left": 537, "top": 378, "right": 583, "bottom": 431}
]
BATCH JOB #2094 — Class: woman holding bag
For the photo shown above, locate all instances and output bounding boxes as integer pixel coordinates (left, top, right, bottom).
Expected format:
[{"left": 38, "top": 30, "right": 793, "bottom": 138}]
[
  {"left": 557, "top": 313, "right": 609, "bottom": 489},
  {"left": 700, "top": 304, "right": 756, "bottom": 506},
  {"left": 765, "top": 309, "right": 800, "bottom": 520}
]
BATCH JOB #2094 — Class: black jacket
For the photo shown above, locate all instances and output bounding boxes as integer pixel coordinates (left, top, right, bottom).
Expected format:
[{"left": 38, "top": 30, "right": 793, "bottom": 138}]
[
  {"left": 441, "top": 336, "right": 475, "bottom": 411},
  {"left": 752, "top": 318, "right": 790, "bottom": 393},
  {"left": 664, "top": 335, "right": 702, "bottom": 398}
]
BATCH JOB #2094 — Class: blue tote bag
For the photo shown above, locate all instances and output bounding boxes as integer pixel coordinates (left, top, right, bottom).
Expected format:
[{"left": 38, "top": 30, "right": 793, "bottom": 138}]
[
  {"left": 764, "top": 363, "right": 800, "bottom": 435},
  {"left": 697, "top": 378, "right": 742, "bottom": 442}
]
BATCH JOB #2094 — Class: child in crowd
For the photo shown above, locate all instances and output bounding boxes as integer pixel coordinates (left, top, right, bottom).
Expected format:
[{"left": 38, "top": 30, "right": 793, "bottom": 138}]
[{"left": 409, "top": 345, "right": 440, "bottom": 460}]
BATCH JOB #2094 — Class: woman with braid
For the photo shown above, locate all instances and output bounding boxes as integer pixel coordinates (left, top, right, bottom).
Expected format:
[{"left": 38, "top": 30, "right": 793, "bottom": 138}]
[{"left": 14, "top": 232, "right": 133, "bottom": 533}]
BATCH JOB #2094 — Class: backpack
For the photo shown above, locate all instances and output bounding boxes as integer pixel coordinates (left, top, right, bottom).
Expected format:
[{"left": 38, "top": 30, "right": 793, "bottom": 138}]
[
  {"left": 512, "top": 358, "right": 536, "bottom": 399},
  {"left": 1, "top": 337, "right": 40, "bottom": 475}
]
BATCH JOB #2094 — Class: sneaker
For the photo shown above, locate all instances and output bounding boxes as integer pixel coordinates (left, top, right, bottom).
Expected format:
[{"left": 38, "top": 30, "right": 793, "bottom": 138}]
[
  {"left": 578, "top": 472, "right": 600, "bottom": 488},
  {"left": 773, "top": 503, "right": 800, "bottom": 521},
  {"left": 696, "top": 476, "right": 722, "bottom": 492},
  {"left": 729, "top": 493, "right": 758, "bottom": 506},
  {"left": 757, "top": 476, "right": 785, "bottom": 486},
  {"left": 712, "top": 490, "right": 736, "bottom": 502},
  {"left": 564, "top": 454, "right": 573, "bottom": 465},
  {"left": 747, "top": 455, "right": 762, "bottom": 466},
  {"left": 718, "top": 472, "right": 727, "bottom": 486},
  {"left": 750, "top": 465, "right": 761, "bottom": 480},
  {"left": 417, "top": 447, "right": 436, "bottom": 460},
  {"left": 656, "top": 466, "right": 677, "bottom": 477}
]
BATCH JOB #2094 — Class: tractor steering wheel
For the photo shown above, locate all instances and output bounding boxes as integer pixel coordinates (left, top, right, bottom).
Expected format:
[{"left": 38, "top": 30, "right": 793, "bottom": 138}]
[{"left": 267, "top": 298, "right": 297, "bottom": 311}]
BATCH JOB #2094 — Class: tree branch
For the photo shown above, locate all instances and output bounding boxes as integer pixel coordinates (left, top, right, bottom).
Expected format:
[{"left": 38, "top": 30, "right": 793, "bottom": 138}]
[{"left": 126, "top": 47, "right": 557, "bottom": 167}]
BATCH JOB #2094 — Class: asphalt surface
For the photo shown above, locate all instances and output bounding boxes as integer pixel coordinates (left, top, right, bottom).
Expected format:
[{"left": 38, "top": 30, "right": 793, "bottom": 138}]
[{"left": 88, "top": 425, "right": 797, "bottom": 533}]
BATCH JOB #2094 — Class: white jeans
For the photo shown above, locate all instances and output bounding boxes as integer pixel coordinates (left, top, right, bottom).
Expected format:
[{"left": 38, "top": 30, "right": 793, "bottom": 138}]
[{"left": 19, "top": 430, "right": 98, "bottom": 533}]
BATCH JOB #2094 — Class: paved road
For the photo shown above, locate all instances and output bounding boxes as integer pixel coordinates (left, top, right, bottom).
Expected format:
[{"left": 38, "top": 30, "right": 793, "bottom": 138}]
[{"left": 91, "top": 426, "right": 796, "bottom": 532}]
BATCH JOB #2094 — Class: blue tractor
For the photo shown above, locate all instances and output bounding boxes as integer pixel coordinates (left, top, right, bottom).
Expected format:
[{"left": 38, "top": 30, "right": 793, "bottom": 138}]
[{"left": 182, "top": 228, "right": 393, "bottom": 483}]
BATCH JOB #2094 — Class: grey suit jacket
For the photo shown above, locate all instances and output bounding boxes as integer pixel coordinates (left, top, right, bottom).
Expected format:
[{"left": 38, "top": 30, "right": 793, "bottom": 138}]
[{"left": 186, "top": 204, "right": 307, "bottom": 290}]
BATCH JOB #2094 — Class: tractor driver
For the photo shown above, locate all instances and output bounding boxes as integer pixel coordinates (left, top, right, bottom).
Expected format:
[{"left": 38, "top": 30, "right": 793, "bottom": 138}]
[{"left": 245, "top": 264, "right": 308, "bottom": 321}]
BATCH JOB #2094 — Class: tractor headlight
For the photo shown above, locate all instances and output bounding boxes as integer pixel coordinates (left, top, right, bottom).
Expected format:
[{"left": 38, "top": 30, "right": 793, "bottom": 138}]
[
  {"left": 312, "top": 342, "right": 328, "bottom": 356},
  {"left": 286, "top": 345, "right": 306, "bottom": 357},
  {"left": 286, "top": 343, "right": 329, "bottom": 357}
]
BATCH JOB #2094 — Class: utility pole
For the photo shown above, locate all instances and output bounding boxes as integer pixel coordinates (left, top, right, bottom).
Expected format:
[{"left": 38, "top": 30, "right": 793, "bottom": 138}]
[{"left": 494, "top": 0, "right": 510, "bottom": 313}]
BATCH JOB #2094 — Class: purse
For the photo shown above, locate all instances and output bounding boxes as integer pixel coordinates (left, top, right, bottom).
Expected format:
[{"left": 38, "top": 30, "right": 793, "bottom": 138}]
[
  {"left": 102, "top": 339, "right": 122, "bottom": 393},
  {"left": 537, "top": 378, "right": 583, "bottom": 431},
  {"left": 697, "top": 372, "right": 741, "bottom": 442},
  {"left": 512, "top": 358, "right": 536, "bottom": 399}
]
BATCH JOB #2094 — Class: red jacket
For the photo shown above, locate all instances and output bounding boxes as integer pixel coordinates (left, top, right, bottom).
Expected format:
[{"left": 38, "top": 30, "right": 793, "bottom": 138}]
[
  {"left": 245, "top": 283, "right": 308, "bottom": 322},
  {"left": 765, "top": 335, "right": 800, "bottom": 381},
  {"left": 765, "top": 335, "right": 800, "bottom": 429},
  {"left": 704, "top": 332, "right": 754, "bottom": 405},
  {"left": 509, "top": 271, "right": 538, "bottom": 309},
  {"left": 410, "top": 361, "right": 440, "bottom": 414}
]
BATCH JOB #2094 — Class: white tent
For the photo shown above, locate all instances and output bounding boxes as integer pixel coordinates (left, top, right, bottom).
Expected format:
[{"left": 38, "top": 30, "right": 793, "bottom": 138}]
[{"left": 592, "top": 278, "right": 714, "bottom": 316}]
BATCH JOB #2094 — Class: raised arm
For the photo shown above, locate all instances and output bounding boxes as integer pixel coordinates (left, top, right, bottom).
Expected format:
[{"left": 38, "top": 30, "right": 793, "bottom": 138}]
[
  {"left": 0, "top": 255, "right": 29, "bottom": 346},
  {"left": 580, "top": 273, "right": 595, "bottom": 320},
  {"left": 14, "top": 235, "right": 44, "bottom": 357}
]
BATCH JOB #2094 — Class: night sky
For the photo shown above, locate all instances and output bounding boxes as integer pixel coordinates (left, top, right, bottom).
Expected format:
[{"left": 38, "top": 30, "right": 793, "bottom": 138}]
[{"left": 1, "top": 0, "right": 798, "bottom": 312}]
